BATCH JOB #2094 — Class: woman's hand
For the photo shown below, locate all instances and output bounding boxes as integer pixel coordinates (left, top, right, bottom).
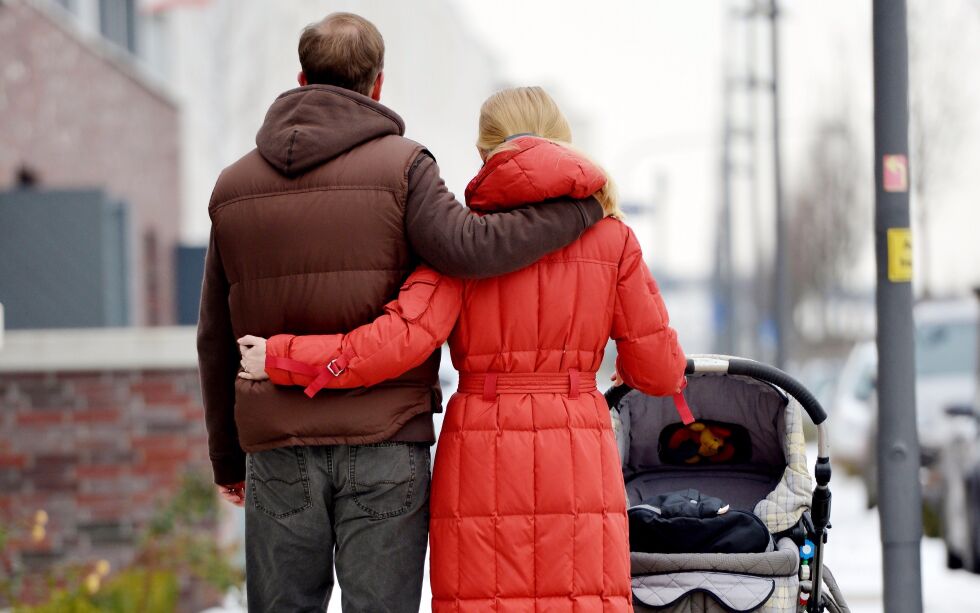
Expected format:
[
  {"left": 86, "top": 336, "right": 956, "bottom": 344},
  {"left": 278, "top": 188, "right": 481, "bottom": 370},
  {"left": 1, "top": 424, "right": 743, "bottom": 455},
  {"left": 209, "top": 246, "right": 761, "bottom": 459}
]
[
  {"left": 237, "top": 335, "right": 269, "bottom": 380},
  {"left": 611, "top": 370, "right": 624, "bottom": 387}
]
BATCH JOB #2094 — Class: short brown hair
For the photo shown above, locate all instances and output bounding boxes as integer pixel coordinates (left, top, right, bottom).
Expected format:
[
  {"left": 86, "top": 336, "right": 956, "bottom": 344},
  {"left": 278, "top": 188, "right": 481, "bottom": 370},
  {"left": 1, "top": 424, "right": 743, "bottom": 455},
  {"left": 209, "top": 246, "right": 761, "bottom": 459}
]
[{"left": 298, "top": 13, "right": 385, "bottom": 96}]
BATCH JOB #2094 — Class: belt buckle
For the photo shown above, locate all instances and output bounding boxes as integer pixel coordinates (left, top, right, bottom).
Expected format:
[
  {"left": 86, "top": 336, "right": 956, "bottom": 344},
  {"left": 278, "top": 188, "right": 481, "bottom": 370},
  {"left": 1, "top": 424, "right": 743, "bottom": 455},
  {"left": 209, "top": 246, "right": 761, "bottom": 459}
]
[{"left": 326, "top": 359, "right": 345, "bottom": 377}]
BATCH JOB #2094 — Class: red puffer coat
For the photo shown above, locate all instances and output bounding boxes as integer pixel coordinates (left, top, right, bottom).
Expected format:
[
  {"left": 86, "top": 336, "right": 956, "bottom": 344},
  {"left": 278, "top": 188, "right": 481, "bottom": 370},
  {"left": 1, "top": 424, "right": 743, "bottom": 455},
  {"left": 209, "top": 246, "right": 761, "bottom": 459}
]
[{"left": 265, "top": 137, "right": 687, "bottom": 612}]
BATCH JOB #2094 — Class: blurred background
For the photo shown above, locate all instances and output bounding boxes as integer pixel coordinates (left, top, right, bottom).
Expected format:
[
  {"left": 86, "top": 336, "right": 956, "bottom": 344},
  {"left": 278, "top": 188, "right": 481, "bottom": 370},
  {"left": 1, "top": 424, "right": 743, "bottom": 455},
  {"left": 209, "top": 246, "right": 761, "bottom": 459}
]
[{"left": 0, "top": 0, "right": 979, "bottom": 610}]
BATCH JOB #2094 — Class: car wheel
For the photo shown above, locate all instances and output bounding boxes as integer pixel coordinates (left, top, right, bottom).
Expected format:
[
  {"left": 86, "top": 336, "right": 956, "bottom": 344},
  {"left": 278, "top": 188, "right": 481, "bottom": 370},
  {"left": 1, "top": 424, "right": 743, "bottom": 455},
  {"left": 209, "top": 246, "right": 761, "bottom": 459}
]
[
  {"left": 947, "top": 549, "right": 964, "bottom": 570},
  {"left": 941, "top": 475, "right": 966, "bottom": 571},
  {"left": 966, "top": 474, "right": 980, "bottom": 574},
  {"left": 967, "top": 526, "right": 980, "bottom": 573}
]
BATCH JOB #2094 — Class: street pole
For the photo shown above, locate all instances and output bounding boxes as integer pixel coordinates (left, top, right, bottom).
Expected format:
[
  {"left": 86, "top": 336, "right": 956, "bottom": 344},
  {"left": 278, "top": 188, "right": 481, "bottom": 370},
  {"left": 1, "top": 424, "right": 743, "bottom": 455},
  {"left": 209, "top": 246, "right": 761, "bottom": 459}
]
[
  {"left": 768, "top": 0, "right": 789, "bottom": 369},
  {"left": 714, "top": 8, "right": 736, "bottom": 356},
  {"left": 746, "top": 5, "right": 766, "bottom": 362},
  {"left": 872, "top": 1, "right": 923, "bottom": 611}
]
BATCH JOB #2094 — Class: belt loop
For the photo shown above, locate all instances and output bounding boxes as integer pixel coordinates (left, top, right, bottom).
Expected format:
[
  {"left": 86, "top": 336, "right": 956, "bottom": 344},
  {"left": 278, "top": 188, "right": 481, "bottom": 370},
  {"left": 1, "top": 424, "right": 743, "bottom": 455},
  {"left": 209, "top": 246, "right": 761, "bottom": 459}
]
[
  {"left": 483, "top": 373, "right": 498, "bottom": 402},
  {"left": 568, "top": 369, "right": 580, "bottom": 399}
]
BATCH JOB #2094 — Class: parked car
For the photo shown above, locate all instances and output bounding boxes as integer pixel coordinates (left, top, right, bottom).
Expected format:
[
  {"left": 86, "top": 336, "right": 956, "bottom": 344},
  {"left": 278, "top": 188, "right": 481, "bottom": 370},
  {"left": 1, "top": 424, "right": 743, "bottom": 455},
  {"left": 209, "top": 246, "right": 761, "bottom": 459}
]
[
  {"left": 912, "top": 299, "right": 978, "bottom": 461},
  {"left": 827, "top": 340, "right": 877, "bottom": 472},
  {"left": 938, "top": 291, "right": 980, "bottom": 572},
  {"left": 829, "top": 299, "right": 978, "bottom": 508},
  {"left": 939, "top": 403, "right": 980, "bottom": 571}
]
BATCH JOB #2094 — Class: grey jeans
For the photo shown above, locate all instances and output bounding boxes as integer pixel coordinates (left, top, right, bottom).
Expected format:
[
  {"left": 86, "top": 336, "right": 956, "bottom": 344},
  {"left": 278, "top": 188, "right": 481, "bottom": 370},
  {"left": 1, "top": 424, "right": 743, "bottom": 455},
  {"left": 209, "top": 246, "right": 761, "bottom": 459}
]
[{"left": 245, "top": 443, "right": 431, "bottom": 612}]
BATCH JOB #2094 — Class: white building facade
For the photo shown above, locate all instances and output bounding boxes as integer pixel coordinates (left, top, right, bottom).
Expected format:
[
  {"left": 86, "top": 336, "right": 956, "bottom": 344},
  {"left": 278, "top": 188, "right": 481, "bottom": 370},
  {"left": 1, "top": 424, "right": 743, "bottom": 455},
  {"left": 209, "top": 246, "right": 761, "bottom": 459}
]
[{"left": 138, "top": 0, "right": 504, "bottom": 243}]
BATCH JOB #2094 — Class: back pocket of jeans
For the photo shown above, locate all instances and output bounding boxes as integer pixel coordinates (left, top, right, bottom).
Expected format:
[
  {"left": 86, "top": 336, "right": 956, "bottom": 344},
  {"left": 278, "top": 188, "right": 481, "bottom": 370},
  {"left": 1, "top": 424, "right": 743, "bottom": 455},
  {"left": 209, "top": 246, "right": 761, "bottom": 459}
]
[
  {"left": 248, "top": 446, "right": 312, "bottom": 519},
  {"left": 350, "top": 443, "right": 423, "bottom": 520}
]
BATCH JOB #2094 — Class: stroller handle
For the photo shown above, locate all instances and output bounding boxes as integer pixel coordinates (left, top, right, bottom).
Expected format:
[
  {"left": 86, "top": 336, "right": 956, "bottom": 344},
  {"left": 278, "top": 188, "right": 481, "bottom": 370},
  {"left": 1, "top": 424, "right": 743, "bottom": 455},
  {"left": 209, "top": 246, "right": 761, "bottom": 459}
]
[
  {"left": 680, "top": 355, "right": 831, "bottom": 462},
  {"left": 685, "top": 356, "right": 828, "bottom": 425}
]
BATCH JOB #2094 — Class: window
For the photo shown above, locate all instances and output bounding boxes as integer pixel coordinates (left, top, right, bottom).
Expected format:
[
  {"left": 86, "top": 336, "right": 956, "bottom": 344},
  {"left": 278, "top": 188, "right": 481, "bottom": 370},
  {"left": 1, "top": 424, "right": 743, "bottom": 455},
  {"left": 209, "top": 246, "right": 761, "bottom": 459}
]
[
  {"left": 915, "top": 321, "right": 978, "bottom": 377},
  {"left": 99, "top": 0, "right": 137, "bottom": 53}
]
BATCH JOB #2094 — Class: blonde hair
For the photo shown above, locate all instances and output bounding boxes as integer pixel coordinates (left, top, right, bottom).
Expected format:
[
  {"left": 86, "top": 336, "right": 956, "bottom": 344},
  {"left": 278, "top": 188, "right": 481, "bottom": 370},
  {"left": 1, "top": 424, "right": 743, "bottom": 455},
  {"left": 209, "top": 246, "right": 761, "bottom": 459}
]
[{"left": 477, "top": 86, "right": 622, "bottom": 219}]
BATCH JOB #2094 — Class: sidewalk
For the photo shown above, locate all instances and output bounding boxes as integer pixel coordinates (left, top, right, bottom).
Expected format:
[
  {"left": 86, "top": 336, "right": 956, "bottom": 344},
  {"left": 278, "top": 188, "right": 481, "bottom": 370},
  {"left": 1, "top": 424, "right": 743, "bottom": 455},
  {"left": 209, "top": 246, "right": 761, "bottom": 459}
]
[{"left": 822, "top": 468, "right": 979, "bottom": 612}]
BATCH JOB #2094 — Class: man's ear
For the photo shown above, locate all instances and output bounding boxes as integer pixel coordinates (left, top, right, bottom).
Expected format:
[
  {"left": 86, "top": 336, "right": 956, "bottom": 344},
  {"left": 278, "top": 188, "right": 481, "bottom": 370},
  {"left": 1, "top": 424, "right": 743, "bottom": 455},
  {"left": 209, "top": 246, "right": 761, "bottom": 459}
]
[
  {"left": 370, "top": 72, "right": 384, "bottom": 101},
  {"left": 297, "top": 71, "right": 307, "bottom": 86}
]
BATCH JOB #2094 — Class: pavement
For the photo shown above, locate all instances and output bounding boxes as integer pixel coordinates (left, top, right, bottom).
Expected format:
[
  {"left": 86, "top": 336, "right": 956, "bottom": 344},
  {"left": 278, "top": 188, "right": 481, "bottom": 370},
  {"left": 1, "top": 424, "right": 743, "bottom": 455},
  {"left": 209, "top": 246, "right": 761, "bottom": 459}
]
[
  {"left": 820, "top": 468, "right": 979, "bottom": 612},
  {"left": 208, "top": 453, "right": 980, "bottom": 613}
]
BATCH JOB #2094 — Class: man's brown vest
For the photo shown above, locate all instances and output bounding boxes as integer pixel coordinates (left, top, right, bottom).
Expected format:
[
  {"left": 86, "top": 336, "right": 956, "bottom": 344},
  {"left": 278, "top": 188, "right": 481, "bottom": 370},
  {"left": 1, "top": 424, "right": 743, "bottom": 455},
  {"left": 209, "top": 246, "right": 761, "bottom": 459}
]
[{"left": 208, "top": 86, "right": 439, "bottom": 452}]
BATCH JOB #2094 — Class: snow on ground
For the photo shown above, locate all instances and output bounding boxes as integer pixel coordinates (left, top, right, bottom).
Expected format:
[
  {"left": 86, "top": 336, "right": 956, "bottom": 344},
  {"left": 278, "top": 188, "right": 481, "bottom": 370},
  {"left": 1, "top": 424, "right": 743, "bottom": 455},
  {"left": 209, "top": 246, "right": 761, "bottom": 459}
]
[{"left": 821, "top": 469, "right": 980, "bottom": 613}]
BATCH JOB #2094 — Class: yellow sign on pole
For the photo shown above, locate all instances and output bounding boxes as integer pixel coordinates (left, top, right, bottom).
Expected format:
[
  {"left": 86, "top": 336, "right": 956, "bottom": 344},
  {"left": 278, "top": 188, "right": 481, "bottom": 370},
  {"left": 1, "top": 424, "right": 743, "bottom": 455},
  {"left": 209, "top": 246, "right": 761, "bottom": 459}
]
[{"left": 887, "top": 228, "right": 913, "bottom": 282}]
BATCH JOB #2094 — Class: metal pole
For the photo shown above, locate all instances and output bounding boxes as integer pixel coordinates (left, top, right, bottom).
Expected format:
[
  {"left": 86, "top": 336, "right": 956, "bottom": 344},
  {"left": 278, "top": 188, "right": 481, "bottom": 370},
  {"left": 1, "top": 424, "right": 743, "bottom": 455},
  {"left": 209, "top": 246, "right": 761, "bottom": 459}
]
[
  {"left": 873, "top": 0, "right": 923, "bottom": 611},
  {"left": 715, "top": 12, "right": 737, "bottom": 356},
  {"left": 768, "top": 0, "right": 789, "bottom": 369},
  {"left": 745, "top": 1, "right": 766, "bottom": 362}
]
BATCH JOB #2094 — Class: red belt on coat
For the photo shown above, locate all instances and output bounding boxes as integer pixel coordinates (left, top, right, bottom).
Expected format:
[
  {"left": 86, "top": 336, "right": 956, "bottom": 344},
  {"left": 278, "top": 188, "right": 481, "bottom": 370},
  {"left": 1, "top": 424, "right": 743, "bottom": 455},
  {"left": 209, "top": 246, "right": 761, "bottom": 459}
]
[{"left": 458, "top": 370, "right": 597, "bottom": 402}]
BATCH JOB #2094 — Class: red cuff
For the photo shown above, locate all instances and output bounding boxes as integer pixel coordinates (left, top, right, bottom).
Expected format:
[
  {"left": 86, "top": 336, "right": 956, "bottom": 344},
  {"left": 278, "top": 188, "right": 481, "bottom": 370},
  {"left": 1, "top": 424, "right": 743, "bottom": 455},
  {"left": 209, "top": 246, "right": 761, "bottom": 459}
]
[
  {"left": 266, "top": 355, "right": 320, "bottom": 379},
  {"left": 304, "top": 347, "right": 358, "bottom": 398}
]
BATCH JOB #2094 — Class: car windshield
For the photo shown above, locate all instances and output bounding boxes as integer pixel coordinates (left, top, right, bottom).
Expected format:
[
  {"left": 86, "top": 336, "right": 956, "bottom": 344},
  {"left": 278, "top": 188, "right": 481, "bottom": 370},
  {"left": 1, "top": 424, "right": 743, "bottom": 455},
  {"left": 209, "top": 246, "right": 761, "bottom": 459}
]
[{"left": 914, "top": 320, "right": 977, "bottom": 376}]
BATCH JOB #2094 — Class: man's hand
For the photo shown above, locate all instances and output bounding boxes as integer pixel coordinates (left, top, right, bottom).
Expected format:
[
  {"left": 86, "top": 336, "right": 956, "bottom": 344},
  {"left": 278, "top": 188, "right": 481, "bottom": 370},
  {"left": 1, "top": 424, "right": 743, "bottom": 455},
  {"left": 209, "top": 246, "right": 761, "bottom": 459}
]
[
  {"left": 217, "top": 481, "right": 246, "bottom": 507},
  {"left": 611, "top": 370, "right": 624, "bottom": 387},
  {"left": 237, "top": 335, "right": 269, "bottom": 380}
]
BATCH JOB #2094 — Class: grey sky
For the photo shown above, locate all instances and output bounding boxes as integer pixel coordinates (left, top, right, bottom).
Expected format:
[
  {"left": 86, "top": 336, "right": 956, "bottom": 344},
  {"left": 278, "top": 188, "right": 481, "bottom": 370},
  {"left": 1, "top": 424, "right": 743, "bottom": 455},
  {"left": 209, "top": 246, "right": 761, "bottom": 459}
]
[{"left": 454, "top": 0, "right": 980, "bottom": 295}]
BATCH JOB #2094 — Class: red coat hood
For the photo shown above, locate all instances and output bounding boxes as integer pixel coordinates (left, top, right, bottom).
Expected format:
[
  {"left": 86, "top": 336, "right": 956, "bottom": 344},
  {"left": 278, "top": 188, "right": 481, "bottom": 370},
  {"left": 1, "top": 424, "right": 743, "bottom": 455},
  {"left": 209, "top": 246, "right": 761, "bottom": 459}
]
[{"left": 464, "top": 137, "right": 606, "bottom": 211}]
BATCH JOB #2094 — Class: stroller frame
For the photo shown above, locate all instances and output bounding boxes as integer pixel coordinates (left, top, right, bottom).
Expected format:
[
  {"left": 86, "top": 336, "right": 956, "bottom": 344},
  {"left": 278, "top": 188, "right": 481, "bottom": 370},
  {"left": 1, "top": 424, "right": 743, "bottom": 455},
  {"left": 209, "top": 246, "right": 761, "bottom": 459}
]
[{"left": 607, "top": 355, "right": 835, "bottom": 613}]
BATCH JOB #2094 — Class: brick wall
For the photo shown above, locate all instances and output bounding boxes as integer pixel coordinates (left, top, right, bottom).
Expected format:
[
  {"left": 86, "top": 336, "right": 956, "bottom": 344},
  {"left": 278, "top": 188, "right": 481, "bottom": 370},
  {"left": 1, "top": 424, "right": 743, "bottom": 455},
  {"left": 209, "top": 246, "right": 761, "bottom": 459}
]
[
  {"left": 0, "top": 368, "right": 210, "bottom": 574},
  {"left": 0, "top": 0, "right": 181, "bottom": 325}
]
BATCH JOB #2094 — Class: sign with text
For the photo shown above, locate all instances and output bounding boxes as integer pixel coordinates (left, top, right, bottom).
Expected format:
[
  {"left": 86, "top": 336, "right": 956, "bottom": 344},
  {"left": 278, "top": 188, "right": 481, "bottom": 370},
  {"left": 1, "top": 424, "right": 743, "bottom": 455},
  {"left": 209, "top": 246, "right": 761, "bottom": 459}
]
[{"left": 887, "top": 228, "right": 913, "bottom": 283}]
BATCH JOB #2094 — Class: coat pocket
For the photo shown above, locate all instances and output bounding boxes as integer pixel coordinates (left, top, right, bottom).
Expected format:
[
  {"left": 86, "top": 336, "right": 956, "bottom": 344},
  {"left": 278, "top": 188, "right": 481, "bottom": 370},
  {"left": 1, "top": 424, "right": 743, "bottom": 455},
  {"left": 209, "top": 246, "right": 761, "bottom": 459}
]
[
  {"left": 350, "top": 442, "right": 429, "bottom": 520},
  {"left": 395, "top": 274, "right": 440, "bottom": 321},
  {"left": 248, "top": 446, "right": 312, "bottom": 519}
]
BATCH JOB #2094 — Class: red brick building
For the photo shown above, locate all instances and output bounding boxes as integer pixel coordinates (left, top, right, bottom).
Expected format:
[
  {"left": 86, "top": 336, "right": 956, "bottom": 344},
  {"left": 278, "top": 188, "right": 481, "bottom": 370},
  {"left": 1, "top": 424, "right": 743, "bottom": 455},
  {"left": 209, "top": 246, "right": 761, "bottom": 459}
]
[
  {"left": 0, "top": 0, "right": 205, "bottom": 595},
  {"left": 0, "top": 0, "right": 181, "bottom": 325},
  {"left": 0, "top": 328, "right": 211, "bottom": 580}
]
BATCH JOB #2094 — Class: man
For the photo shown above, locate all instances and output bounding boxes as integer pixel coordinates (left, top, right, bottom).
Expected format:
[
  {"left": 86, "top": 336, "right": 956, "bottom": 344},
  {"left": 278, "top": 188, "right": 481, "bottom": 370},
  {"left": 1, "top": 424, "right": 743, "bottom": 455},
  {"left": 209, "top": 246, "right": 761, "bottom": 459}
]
[{"left": 197, "top": 12, "right": 603, "bottom": 612}]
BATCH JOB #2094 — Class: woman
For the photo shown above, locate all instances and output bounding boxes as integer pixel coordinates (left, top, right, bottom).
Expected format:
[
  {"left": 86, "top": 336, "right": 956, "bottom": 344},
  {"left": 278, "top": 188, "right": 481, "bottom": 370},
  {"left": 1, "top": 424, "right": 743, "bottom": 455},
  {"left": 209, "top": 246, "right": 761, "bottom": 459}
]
[{"left": 240, "top": 86, "right": 686, "bottom": 612}]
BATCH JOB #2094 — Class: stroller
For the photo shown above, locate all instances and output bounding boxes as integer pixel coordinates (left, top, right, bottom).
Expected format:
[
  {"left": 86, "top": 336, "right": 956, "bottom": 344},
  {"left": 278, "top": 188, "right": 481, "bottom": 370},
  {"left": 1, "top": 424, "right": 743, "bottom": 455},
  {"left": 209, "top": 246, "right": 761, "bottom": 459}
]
[{"left": 606, "top": 355, "right": 849, "bottom": 613}]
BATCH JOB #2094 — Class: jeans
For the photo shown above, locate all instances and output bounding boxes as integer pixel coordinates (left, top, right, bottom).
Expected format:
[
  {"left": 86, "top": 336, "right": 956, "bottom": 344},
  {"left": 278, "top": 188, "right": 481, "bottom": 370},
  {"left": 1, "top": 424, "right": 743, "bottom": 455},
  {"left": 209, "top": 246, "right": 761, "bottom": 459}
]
[{"left": 245, "top": 443, "right": 431, "bottom": 612}]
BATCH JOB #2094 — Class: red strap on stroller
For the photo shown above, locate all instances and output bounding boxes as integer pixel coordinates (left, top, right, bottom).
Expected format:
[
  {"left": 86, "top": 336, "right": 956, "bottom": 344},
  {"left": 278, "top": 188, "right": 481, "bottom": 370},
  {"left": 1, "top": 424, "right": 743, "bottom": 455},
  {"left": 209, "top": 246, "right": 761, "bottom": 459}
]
[
  {"left": 672, "top": 378, "right": 695, "bottom": 425},
  {"left": 672, "top": 393, "right": 695, "bottom": 425}
]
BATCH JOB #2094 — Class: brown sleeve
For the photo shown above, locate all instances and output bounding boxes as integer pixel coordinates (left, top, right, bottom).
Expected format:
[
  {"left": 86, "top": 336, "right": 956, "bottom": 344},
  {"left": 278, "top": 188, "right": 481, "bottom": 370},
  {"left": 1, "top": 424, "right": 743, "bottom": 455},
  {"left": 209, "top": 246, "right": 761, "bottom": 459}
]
[
  {"left": 196, "top": 229, "right": 246, "bottom": 485},
  {"left": 405, "top": 153, "right": 604, "bottom": 279}
]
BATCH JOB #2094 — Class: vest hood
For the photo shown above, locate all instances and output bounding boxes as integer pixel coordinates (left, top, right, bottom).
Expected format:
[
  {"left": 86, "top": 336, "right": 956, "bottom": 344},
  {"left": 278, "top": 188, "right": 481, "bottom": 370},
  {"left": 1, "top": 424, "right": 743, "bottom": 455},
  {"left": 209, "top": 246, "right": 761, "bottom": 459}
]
[
  {"left": 464, "top": 137, "right": 606, "bottom": 212},
  {"left": 256, "top": 84, "right": 406, "bottom": 177}
]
